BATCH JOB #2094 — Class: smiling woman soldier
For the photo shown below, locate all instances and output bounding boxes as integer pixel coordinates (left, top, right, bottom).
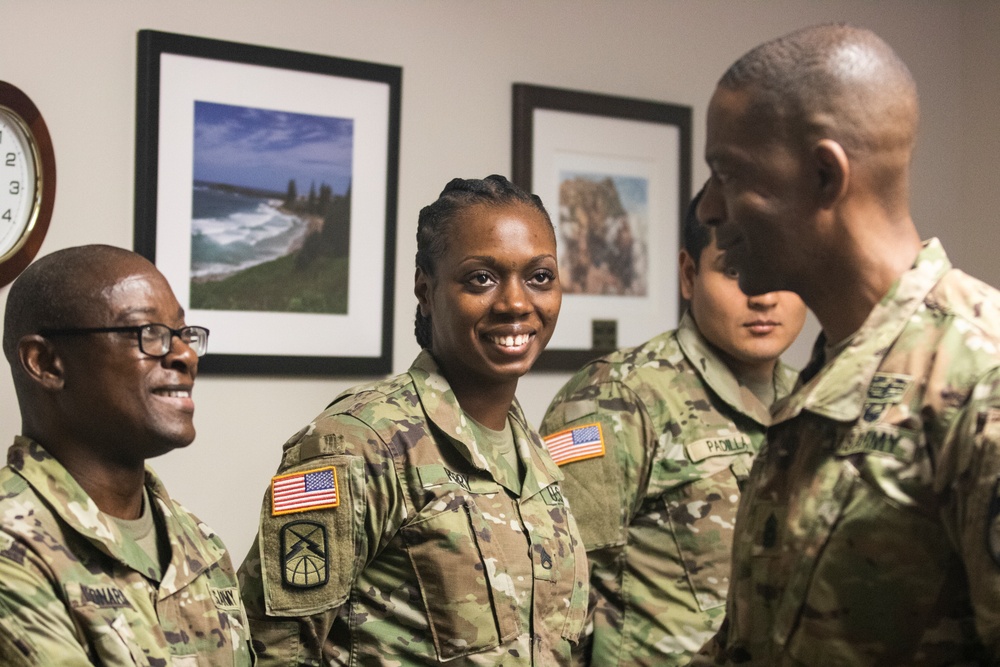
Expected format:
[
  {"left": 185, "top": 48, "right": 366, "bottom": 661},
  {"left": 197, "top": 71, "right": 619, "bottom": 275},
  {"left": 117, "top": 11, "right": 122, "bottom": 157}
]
[{"left": 238, "top": 175, "right": 588, "bottom": 666}]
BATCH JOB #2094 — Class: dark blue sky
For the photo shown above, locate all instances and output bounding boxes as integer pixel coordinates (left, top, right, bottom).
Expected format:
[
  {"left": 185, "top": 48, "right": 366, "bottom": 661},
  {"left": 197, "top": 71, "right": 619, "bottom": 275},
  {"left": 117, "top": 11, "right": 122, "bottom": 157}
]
[{"left": 193, "top": 101, "right": 353, "bottom": 195}]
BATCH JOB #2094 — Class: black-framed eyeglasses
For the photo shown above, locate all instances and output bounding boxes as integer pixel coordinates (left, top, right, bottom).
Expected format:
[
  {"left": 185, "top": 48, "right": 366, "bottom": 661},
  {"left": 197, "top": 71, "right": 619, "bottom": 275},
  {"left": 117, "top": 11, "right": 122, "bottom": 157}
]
[{"left": 37, "top": 324, "right": 210, "bottom": 358}]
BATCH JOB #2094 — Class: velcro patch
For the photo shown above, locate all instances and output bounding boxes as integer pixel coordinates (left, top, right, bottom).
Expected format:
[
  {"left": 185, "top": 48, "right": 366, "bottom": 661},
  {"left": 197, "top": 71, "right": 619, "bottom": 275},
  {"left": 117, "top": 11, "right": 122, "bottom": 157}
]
[
  {"left": 210, "top": 587, "right": 241, "bottom": 611},
  {"left": 69, "top": 584, "right": 133, "bottom": 609},
  {"left": 543, "top": 423, "right": 605, "bottom": 465},
  {"left": 685, "top": 434, "right": 752, "bottom": 462},
  {"left": 862, "top": 373, "right": 912, "bottom": 423},
  {"left": 271, "top": 466, "right": 339, "bottom": 516},
  {"left": 281, "top": 521, "right": 329, "bottom": 589},
  {"left": 542, "top": 484, "right": 565, "bottom": 506},
  {"left": 836, "top": 427, "right": 915, "bottom": 462}
]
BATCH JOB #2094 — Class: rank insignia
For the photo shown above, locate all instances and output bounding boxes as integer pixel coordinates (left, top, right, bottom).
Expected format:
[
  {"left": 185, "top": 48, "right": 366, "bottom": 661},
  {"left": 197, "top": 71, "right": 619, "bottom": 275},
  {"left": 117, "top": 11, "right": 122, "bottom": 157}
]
[
  {"left": 544, "top": 423, "right": 605, "bottom": 465},
  {"left": 281, "top": 521, "right": 329, "bottom": 589},
  {"left": 862, "top": 373, "right": 911, "bottom": 423}
]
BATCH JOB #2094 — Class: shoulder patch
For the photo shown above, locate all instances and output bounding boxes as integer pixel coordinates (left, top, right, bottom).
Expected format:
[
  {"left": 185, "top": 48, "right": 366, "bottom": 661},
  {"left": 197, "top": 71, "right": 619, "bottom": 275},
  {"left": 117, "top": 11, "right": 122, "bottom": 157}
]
[
  {"left": 271, "top": 466, "right": 340, "bottom": 516},
  {"left": 544, "top": 423, "right": 605, "bottom": 465},
  {"left": 281, "top": 521, "right": 329, "bottom": 589}
]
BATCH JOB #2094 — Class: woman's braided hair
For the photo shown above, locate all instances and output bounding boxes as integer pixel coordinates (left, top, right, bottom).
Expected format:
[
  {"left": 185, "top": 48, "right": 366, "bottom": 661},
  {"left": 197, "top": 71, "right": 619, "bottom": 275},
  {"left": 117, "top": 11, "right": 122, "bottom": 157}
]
[{"left": 414, "top": 175, "right": 552, "bottom": 349}]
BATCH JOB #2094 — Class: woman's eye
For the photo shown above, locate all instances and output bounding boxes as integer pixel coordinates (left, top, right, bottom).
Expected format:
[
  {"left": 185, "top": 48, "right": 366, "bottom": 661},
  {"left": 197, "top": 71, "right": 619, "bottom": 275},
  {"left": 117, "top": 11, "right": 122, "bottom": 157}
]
[
  {"left": 530, "top": 270, "right": 556, "bottom": 286},
  {"left": 469, "top": 272, "right": 493, "bottom": 286},
  {"left": 724, "top": 265, "right": 739, "bottom": 279}
]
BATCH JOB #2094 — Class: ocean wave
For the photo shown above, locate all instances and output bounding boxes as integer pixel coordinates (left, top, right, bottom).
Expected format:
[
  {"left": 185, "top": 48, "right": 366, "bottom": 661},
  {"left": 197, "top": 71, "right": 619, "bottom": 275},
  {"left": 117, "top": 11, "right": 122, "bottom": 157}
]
[{"left": 191, "top": 201, "right": 310, "bottom": 280}]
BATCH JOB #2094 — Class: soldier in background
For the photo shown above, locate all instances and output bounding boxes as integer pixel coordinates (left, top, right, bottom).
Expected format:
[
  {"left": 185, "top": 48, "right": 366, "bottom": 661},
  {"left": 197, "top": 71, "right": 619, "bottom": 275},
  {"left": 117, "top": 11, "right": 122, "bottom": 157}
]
[
  {"left": 0, "top": 245, "right": 253, "bottom": 665},
  {"left": 539, "top": 189, "right": 806, "bottom": 665},
  {"left": 239, "top": 175, "right": 588, "bottom": 665},
  {"left": 695, "top": 23, "right": 1000, "bottom": 664}
]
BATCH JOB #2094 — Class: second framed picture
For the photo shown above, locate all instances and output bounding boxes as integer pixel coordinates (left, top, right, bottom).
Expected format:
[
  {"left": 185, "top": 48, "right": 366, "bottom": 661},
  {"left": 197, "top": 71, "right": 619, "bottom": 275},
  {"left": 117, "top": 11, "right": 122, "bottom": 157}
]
[
  {"left": 135, "top": 30, "right": 401, "bottom": 375},
  {"left": 512, "top": 83, "right": 692, "bottom": 371}
]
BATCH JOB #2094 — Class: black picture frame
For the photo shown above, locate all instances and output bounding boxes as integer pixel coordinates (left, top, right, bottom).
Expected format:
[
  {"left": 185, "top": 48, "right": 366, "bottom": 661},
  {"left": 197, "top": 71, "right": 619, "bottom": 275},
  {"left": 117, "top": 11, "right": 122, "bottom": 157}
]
[
  {"left": 512, "top": 83, "right": 691, "bottom": 372},
  {"left": 135, "top": 30, "right": 401, "bottom": 375}
]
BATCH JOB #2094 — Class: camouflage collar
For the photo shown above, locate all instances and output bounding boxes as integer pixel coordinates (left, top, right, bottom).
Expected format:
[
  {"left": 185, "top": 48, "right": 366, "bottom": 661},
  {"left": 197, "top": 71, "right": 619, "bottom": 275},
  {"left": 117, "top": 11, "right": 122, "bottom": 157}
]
[
  {"left": 408, "top": 351, "right": 562, "bottom": 498},
  {"left": 773, "top": 238, "right": 950, "bottom": 423},
  {"left": 677, "top": 312, "right": 796, "bottom": 426},
  {"left": 7, "top": 436, "right": 226, "bottom": 595}
]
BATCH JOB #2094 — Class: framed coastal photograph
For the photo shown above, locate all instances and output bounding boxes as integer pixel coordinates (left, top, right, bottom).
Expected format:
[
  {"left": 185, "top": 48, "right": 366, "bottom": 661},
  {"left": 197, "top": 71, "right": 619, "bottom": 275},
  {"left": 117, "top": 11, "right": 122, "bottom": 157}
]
[
  {"left": 512, "top": 84, "right": 691, "bottom": 371},
  {"left": 135, "top": 30, "right": 401, "bottom": 375}
]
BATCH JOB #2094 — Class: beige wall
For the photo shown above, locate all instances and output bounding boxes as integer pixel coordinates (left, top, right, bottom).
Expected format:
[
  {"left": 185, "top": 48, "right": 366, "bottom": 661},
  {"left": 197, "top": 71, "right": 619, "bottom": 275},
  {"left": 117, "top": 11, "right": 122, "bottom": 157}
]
[{"left": 0, "top": 0, "right": 996, "bottom": 560}]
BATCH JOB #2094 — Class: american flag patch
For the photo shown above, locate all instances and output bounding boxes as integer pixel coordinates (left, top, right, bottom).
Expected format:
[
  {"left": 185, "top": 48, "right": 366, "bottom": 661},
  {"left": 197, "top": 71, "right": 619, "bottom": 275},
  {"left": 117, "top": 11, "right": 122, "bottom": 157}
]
[
  {"left": 271, "top": 466, "right": 339, "bottom": 516},
  {"left": 543, "top": 423, "right": 605, "bottom": 466}
]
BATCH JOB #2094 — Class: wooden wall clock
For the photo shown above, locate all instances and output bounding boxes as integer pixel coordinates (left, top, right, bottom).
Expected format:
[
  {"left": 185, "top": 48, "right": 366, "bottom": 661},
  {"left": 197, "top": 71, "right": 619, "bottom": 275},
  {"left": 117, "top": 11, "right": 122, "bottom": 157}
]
[{"left": 0, "top": 81, "right": 55, "bottom": 287}]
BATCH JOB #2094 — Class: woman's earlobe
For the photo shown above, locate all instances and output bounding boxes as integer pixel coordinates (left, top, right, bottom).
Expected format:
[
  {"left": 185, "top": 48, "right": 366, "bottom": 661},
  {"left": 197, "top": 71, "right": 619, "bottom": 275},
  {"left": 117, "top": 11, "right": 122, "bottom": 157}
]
[{"left": 414, "top": 267, "right": 431, "bottom": 315}]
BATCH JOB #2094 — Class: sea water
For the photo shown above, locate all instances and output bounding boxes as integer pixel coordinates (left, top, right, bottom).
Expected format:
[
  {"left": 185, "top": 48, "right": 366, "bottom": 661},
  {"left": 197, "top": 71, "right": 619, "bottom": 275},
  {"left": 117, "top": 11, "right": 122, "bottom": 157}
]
[{"left": 191, "top": 185, "right": 310, "bottom": 281}]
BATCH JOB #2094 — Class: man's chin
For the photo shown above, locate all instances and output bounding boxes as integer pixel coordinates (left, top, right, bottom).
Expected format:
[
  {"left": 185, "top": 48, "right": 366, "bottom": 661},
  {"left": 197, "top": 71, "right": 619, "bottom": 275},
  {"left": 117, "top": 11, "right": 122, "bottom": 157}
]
[{"left": 146, "top": 432, "right": 196, "bottom": 459}]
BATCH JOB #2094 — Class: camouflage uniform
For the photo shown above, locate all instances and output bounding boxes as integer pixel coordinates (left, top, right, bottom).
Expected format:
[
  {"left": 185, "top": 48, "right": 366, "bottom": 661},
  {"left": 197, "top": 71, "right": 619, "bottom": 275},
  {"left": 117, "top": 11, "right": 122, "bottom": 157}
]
[
  {"left": 239, "top": 350, "right": 589, "bottom": 666},
  {"left": 700, "top": 239, "right": 1000, "bottom": 665},
  {"left": 540, "top": 312, "right": 798, "bottom": 666},
  {"left": 0, "top": 436, "right": 254, "bottom": 666}
]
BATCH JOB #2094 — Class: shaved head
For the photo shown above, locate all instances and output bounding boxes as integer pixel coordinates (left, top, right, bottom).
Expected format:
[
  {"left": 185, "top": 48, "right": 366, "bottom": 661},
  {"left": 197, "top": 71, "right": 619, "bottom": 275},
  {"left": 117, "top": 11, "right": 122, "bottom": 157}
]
[
  {"left": 720, "top": 23, "right": 918, "bottom": 204},
  {"left": 3, "top": 245, "right": 156, "bottom": 368}
]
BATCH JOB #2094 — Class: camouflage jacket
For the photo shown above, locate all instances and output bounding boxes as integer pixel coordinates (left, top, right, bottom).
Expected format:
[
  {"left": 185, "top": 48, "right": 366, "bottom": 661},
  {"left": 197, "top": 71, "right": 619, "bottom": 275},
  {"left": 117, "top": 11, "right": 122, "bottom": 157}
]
[
  {"left": 238, "top": 350, "right": 589, "bottom": 666},
  {"left": 0, "top": 436, "right": 254, "bottom": 666},
  {"left": 701, "top": 239, "right": 1000, "bottom": 665},
  {"left": 539, "top": 312, "right": 797, "bottom": 666}
]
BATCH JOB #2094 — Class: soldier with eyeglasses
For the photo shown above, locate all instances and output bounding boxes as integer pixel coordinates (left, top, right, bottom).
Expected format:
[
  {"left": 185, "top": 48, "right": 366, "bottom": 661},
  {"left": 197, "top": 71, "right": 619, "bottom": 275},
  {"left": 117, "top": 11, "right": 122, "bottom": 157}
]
[{"left": 0, "top": 244, "right": 253, "bottom": 666}]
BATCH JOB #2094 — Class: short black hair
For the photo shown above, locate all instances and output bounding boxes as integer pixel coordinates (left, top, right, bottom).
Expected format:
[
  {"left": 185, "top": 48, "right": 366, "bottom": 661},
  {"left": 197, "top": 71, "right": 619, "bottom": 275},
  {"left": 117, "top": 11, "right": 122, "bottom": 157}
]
[
  {"left": 414, "top": 175, "right": 552, "bottom": 349},
  {"left": 3, "top": 245, "right": 150, "bottom": 366},
  {"left": 719, "top": 23, "right": 918, "bottom": 159},
  {"left": 680, "top": 185, "right": 711, "bottom": 268}
]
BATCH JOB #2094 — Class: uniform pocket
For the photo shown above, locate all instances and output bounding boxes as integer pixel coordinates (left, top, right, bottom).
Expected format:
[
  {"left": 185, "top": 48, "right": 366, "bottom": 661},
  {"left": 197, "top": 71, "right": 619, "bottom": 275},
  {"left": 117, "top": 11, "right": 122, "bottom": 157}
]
[
  {"left": 70, "top": 605, "right": 152, "bottom": 666},
  {"left": 664, "top": 457, "right": 747, "bottom": 612},
  {"left": 526, "top": 484, "right": 589, "bottom": 643},
  {"left": 401, "top": 497, "right": 519, "bottom": 661}
]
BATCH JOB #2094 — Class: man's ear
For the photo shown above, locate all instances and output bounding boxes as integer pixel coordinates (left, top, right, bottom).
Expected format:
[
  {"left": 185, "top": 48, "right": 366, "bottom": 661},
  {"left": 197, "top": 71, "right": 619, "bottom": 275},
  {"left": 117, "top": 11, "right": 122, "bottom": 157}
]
[
  {"left": 414, "top": 267, "right": 432, "bottom": 316},
  {"left": 679, "top": 249, "right": 697, "bottom": 301},
  {"left": 814, "top": 139, "right": 849, "bottom": 208},
  {"left": 17, "top": 335, "right": 65, "bottom": 390}
]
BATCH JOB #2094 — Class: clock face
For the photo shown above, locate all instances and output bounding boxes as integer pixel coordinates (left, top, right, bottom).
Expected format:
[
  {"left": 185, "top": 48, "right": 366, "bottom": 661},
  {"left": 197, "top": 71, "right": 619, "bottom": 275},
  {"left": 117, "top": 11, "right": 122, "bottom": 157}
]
[
  {"left": 0, "top": 106, "right": 39, "bottom": 259},
  {"left": 0, "top": 81, "right": 54, "bottom": 288}
]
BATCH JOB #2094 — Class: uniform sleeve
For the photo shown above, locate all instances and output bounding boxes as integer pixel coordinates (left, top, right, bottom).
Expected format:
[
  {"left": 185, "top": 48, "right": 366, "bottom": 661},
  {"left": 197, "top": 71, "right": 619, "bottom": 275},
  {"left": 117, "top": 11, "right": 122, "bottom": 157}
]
[
  {"left": 238, "top": 412, "right": 403, "bottom": 666},
  {"left": 947, "top": 367, "right": 1000, "bottom": 658},
  {"left": 0, "top": 537, "right": 92, "bottom": 667},
  {"left": 540, "top": 373, "right": 657, "bottom": 664}
]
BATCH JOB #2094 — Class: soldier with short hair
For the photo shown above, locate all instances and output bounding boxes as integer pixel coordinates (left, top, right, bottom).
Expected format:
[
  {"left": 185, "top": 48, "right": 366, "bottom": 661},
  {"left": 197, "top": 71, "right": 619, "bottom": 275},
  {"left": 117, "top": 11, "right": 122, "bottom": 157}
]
[
  {"left": 0, "top": 245, "right": 253, "bottom": 665},
  {"left": 695, "top": 23, "right": 1000, "bottom": 665},
  {"left": 539, "top": 189, "right": 806, "bottom": 665}
]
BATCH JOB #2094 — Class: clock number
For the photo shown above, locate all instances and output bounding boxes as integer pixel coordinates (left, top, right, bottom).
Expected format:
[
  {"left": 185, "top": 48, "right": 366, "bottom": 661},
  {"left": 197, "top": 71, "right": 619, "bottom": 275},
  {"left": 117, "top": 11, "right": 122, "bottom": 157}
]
[
  {"left": 9, "top": 181, "right": 19, "bottom": 195},
  {"left": 5, "top": 153, "right": 14, "bottom": 167},
  {"left": 2, "top": 210, "right": 9, "bottom": 222}
]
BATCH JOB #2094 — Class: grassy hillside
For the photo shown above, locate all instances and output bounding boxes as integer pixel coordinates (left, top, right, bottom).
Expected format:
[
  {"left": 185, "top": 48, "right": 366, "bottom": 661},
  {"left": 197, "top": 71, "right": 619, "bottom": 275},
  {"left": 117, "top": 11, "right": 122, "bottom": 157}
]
[{"left": 191, "top": 252, "right": 349, "bottom": 314}]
